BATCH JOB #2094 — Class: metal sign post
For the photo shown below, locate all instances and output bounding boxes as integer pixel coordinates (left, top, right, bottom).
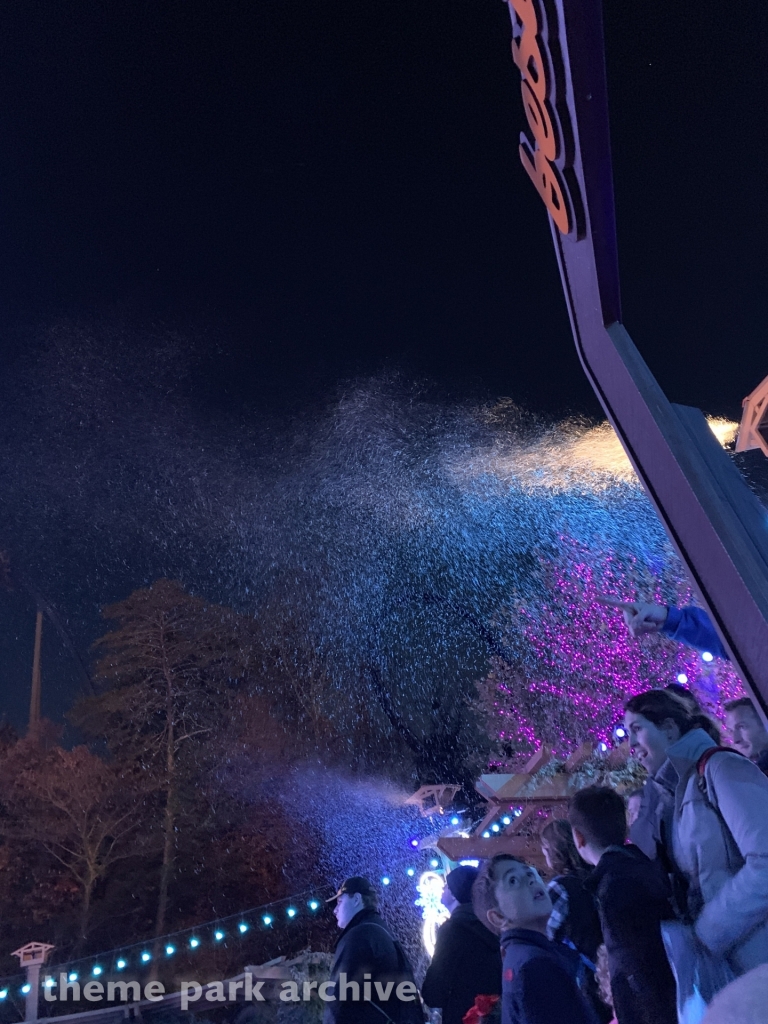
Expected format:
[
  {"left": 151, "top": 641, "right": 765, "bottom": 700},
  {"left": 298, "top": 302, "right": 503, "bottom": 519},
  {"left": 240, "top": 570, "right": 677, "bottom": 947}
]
[{"left": 504, "top": 0, "right": 768, "bottom": 710}]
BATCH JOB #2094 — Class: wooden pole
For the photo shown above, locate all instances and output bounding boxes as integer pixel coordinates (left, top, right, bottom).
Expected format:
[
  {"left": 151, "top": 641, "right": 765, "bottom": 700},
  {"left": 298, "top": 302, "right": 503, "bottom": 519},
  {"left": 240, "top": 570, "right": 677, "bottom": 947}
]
[{"left": 29, "top": 610, "right": 43, "bottom": 737}]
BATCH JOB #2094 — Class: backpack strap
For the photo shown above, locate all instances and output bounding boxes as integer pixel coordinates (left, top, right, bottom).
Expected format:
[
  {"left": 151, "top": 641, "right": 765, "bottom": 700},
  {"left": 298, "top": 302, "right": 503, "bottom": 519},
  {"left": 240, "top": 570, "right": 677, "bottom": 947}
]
[{"left": 696, "top": 746, "right": 743, "bottom": 776}]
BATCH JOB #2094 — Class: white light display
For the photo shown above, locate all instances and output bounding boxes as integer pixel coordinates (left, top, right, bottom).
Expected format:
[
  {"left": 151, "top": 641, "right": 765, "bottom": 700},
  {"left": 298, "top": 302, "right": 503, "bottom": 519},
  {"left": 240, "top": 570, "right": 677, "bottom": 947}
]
[{"left": 415, "top": 871, "right": 450, "bottom": 957}]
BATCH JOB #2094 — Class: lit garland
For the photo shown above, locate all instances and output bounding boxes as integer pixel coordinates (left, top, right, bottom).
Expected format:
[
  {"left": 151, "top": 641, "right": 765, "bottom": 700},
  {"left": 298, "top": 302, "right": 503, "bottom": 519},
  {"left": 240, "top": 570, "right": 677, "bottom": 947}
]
[{"left": 0, "top": 887, "right": 333, "bottom": 996}]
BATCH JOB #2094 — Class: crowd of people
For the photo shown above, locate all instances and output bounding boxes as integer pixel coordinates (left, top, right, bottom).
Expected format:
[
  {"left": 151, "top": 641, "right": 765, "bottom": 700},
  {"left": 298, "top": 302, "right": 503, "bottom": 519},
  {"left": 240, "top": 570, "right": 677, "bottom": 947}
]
[{"left": 321, "top": 602, "right": 768, "bottom": 1024}]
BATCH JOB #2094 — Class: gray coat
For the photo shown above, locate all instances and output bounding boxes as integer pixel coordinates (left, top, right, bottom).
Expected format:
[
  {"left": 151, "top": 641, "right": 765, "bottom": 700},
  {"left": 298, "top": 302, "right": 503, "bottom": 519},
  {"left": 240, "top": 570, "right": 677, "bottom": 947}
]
[{"left": 648, "top": 728, "right": 768, "bottom": 974}]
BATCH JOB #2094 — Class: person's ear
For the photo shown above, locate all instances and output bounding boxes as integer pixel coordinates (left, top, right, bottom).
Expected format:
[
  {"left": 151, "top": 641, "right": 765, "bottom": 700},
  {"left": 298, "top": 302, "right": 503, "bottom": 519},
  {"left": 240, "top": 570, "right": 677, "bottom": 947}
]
[
  {"left": 661, "top": 718, "right": 682, "bottom": 743},
  {"left": 486, "top": 907, "right": 506, "bottom": 933},
  {"left": 571, "top": 827, "right": 586, "bottom": 851}
]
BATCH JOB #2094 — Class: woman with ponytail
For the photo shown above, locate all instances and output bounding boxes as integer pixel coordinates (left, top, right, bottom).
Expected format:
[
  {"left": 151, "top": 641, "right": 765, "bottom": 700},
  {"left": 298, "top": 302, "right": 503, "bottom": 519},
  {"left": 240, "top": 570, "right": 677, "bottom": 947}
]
[{"left": 624, "top": 689, "right": 768, "bottom": 976}]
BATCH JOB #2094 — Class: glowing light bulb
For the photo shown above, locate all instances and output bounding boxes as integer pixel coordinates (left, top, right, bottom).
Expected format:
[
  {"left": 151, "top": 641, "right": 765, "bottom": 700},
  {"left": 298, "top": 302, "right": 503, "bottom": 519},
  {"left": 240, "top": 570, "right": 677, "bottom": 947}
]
[
  {"left": 21, "top": 984, "right": 31, "bottom": 995},
  {"left": 238, "top": 923, "right": 248, "bottom": 933},
  {"left": 430, "top": 859, "right": 439, "bottom": 869},
  {"left": 69, "top": 973, "right": 79, "bottom": 982},
  {"left": 93, "top": 966, "right": 104, "bottom": 976},
  {"left": 44, "top": 978, "right": 55, "bottom": 988},
  {"left": 409, "top": 837, "right": 419, "bottom": 849},
  {"left": 140, "top": 953, "right": 151, "bottom": 963},
  {"left": 677, "top": 673, "right": 688, "bottom": 684},
  {"left": 450, "top": 816, "right": 460, "bottom": 825},
  {"left": 0, "top": 989, "right": 7, "bottom": 999},
  {"left": 287, "top": 907, "right": 297, "bottom": 918},
  {"left": 189, "top": 938, "right": 200, "bottom": 948},
  {"left": 615, "top": 727, "right": 626, "bottom": 739},
  {"left": 406, "top": 868, "right": 415, "bottom": 877},
  {"left": 116, "top": 961, "right": 126, "bottom": 971},
  {"left": 491, "top": 823, "right": 500, "bottom": 833},
  {"left": 502, "top": 816, "right": 511, "bottom": 825},
  {"left": 262, "top": 915, "right": 273, "bottom": 926},
  {"left": 214, "top": 931, "right": 224, "bottom": 941},
  {"left": 598, "top": 741, "right": 609, "bottom": 753},
  {"left": 482, "top": 830, "right": 491, "bottom": 838},
  {"left": 702, "top": 652, "right": 714, "bottom": 663},
  {"left": 308, "top": 900, "right": 319, "bottom": 911},
  {"left": 381, "top": 876, "right": 390, "bottom": 885}
]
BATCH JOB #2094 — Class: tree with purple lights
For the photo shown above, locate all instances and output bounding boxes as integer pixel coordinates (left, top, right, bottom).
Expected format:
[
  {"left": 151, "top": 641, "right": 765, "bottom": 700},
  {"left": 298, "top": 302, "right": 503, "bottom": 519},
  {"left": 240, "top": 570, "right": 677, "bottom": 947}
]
[{"left": 475, "top": 539, "right": 744, "bottom": 766}]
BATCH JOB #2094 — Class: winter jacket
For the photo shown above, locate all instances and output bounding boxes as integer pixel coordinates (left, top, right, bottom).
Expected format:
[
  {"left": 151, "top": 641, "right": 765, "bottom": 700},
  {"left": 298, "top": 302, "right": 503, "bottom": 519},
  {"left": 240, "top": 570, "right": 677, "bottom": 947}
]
[
  {"left": 584, "top": 845, "right": 677, "bottom": 1024},
  {"left": 421, "top": 902, "right": 501, "bottom": 1024},
  {"left": 661, "top": 605, "right": 728, "bottom": 660},
  {"left": 652, "top": 728, "right": 768, "bottom": 974},
  {"left": 323, "top": 908, "right": 415, "bottom": 1024},
  {"left": 499, "top": 928, "right": 599, "bottom": 1024}
]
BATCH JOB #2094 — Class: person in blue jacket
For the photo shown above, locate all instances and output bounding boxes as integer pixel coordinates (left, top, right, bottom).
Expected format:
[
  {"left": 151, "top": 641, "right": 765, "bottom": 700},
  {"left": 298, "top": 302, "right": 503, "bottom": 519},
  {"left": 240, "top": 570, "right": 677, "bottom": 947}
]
[
  {"left": 472, "top": 854, "right": 600, "bottom": 1024},
  {"left": 598, "top": 597, "right": 727, "bottom": 658},
  {"left": 601, "top": 596, "right": 768, "bottom": 773}
]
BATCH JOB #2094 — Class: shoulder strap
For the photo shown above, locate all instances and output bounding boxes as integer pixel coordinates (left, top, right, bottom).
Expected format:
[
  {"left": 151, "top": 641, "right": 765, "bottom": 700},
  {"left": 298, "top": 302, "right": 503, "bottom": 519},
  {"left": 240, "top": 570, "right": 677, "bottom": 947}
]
[{"left": 697, "top": 746, "right": 743, "bottom": 776}]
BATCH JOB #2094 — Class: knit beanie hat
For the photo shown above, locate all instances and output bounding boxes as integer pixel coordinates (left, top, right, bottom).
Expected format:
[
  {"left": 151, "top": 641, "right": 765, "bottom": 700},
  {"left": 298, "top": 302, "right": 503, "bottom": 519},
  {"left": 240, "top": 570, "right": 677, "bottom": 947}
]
[{"left": 446, "top": 865, "right": 479, "bottom": 905}]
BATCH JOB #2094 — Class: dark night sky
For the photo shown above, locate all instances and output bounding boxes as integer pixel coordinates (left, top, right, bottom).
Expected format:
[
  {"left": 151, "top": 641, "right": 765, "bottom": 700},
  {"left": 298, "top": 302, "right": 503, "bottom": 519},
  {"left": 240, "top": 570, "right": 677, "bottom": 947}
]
[{"left": 0, "top": 0, "right": 766, "bottom": 727}]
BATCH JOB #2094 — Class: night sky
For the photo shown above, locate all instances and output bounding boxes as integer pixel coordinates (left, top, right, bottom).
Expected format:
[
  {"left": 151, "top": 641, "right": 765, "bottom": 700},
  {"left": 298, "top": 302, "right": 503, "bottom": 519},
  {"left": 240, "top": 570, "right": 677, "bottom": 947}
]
[{"left": 0, "top": 0, "right": 766, "bottom": 727}]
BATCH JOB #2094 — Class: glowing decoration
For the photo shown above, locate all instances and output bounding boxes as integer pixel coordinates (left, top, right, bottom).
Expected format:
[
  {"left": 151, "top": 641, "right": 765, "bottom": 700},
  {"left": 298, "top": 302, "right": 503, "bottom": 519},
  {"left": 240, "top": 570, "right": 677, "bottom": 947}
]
[
  {"left": 21, "top": 985, "right": 31, "bottom": 995},
  {"left": 409, "top": 838, "right": 419, "bottom": 849},
  {"left": 429, "top": 858, "right": 439, "bottom": 869},
  {"left": 502, "top": 816, "right": 511, "bottom": 825},
  {"left": 597, "top": 742, "right": 609, "bottom": 753},
  {"left": 287, "top": 907, "right": 297, "bottom": 918},
  {"left": 459, "top": 860, "right": 479, "bottom": 867},
  {"left": 0, "top": 989, "right": 7, "bottom": 999},
  {"left": 308, "top": 900, "right": 319, "bottom": 911},
  {"left": 215, "top": 930, "right": 225, "bottom": 941},
  {"left": 189, "top": 938, "right": 200, "bottom": 948},
  {"left": 491, "top": 823, "right": 500, "bottom": 833},
  {"left": 116, "top": 961, "right": 126, "bottom": 971},
  {"left": 140, "top": 953, "right": 151, "bottom": 963},
  {"left": 93, "top": 966, "right": 103, "bottom": 976},
  {"left": 406, "top": 868, "right": 415, "bottom": 877},
  {"left": 69, "top": 973, "right": 78, "bottom": 982},
  {"left": 415, "top": 871, "right": 451, "bottom": 958},
  {"left": 44, "top": 978, "right": 55, "bottom": 988},
  {"left": 475, "top": 543, "right": 745, "bottom": 761},
  {"left": 238, "top": 923, "right": 249, "bottom": 934},
  {"left": 262, "top": 915, "right": 273, "bottom": 926},
  {"left": 482, "top": 830, "right": 491, "bottom": 838},
  {"left": 450, "top": 816, "right": 460, "bottom": 825},
  {"left": 165, "top": 945, "right": 175, "bottom": 956},
  {"left": 677, "top": 673, "right": 688, "bottom": 684},
  {"left": 702, "top": 652, "right": 714, "bottom": 663},
  {"left": 381, "top": 876, "right": 390, "bottom": 886}
]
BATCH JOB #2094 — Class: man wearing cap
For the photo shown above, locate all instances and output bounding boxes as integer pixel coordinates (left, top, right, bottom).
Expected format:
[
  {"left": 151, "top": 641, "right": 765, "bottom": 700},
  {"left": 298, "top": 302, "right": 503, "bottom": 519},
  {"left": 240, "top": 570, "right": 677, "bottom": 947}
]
[
  {"left": 325, "top": 876, "right": 421, "bottom": 1024},
  {"left": 421, "top": 866, "right": 502, "bottom": 1024}
]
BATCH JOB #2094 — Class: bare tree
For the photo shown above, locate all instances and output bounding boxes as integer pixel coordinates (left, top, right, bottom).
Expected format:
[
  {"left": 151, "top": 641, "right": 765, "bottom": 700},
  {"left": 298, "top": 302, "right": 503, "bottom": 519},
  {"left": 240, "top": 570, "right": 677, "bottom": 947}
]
[{"left": 0, "top": 739, "right": 146, "bottom": 948}]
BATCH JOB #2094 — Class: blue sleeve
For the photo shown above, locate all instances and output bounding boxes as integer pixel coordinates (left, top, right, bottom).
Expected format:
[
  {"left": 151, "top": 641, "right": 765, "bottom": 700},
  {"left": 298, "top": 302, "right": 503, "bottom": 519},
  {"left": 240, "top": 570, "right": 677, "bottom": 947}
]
[{"left": 661, "top": 606, "right": 729, "bottom": 660}]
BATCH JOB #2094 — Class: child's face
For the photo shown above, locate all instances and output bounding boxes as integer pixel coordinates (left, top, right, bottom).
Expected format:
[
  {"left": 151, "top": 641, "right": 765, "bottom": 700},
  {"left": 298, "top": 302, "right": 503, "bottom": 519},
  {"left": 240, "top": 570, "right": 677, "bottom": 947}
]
[{"left": 491, "top": 860, "right": 552, "bottom": 931}]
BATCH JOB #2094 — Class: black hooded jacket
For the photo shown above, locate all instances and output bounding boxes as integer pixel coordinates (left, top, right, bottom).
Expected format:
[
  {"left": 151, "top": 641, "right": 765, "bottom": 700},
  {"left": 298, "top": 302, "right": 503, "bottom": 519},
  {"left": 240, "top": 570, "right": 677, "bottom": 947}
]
[{"left": 421, "top": 902, "right": 502, "bottom": 1024}]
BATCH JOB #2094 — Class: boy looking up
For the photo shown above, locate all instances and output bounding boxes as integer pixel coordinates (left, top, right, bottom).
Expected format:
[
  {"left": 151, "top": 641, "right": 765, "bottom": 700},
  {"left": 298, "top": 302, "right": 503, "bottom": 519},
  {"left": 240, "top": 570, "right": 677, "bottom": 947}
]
[
  {"left": 473, "top": 854, "right": 599, "bottom": 1024},
  {"left": 569, "top": 787, "right": 677, "bottom": 1024}
]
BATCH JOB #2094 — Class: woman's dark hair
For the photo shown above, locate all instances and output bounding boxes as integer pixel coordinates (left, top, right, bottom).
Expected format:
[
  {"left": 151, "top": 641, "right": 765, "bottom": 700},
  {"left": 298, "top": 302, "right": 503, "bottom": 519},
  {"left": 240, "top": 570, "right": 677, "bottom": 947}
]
[
  {"left": 540, "top": 818, "right": 585, "bottom": 877},
  {"left": 625, "top": 689, "right": 721, "bottom": 743}
]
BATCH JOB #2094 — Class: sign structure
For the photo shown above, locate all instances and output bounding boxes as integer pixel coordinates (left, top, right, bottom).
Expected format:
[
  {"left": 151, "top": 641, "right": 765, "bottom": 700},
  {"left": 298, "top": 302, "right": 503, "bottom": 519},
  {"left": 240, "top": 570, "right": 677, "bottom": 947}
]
[{"left": 504, "top": 0, "right": 768, "bottom": 712}]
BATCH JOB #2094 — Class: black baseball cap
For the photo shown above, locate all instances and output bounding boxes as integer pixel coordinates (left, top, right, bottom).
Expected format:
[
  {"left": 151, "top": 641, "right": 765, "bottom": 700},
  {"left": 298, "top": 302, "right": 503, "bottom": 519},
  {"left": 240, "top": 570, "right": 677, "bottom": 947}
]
[{"left": 326, "top": 876, "right": 375, "bottom": 903}]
